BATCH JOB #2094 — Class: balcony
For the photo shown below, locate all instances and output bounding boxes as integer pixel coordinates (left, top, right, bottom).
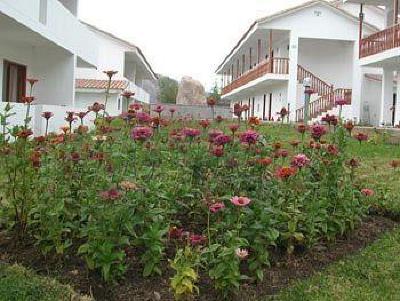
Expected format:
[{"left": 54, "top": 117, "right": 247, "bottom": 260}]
[
  {"left": 222, "top": 57, "right": 289, "bottom": 96},
  {"left": 360, "top": 23, "right": 400, "bottom": 58}
]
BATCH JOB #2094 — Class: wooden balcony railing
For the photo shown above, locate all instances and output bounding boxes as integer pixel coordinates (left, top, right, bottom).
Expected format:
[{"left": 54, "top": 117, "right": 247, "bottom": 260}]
[
  {"left": 222, "top": 57, "right": 289, "bottom": 95},
  {"left": 296, "top": 88, "right": 352, "bottom": 122},
  {"left": 360, "top": 23, "right": 400, "bottom": 58},
  {"left": 297, "top": 65, "right": 333, "bottom": 97}
]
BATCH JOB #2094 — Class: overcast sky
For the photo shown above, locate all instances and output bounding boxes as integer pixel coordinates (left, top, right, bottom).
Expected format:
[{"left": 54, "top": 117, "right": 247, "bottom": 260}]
[{"left": 80, "top": 0, "right": 308, "bottom": 90}]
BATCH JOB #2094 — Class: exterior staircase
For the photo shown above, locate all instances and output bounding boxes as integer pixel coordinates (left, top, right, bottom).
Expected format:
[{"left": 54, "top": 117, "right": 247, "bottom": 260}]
[{"left": 295, "top": 65, "right": 352, "bottom": 122}]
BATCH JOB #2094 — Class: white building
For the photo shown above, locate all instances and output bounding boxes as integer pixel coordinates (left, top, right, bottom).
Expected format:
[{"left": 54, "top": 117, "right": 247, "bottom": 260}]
[
  {"left": 344, "top": 0, "right": 399, "bottom": 126},
  {"left": 0, "top": 0, "right": 158, "bottom": 135},
  {"left": 75, "top": 23, "right": 158, "bottom": 114},
  {"left": 0, "top": 0, "right": 97, "bottom": 105},
  {"left": 216, "top": 0, "right": 394, "bottom": 125}
]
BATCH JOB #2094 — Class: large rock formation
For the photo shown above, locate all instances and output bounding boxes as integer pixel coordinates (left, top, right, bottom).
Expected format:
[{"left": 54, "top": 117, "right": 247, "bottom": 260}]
[{"left": 176, "top": 76, "right": 207, "bottom": 105}]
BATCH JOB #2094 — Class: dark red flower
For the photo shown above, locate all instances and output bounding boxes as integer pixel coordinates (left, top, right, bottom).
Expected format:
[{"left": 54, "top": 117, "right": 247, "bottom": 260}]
[
  {"left": 240, "top": 130, "right": 259, "bottom": 145},
  {"left": 16, "top": 129, "right": 33, "bottom": 139},
  {"left": 189, "top": 234, "right": 206, "bottom": 246},
  {"left": 207, "top": 96, "right": 217, "bottom": 107},
  {"left": 213, "top": 134, "right": 231, "bottom": 146},
  {"left": 41, "top": 111, "right": 54, "bottom": 120},
  {"left": 121, "top": 90, "right": 135, "bottom": 98},
  {"left": 354, "top": 132, "right": 368, "bottom": 143},
  {"left": 88, "top": 102, "right": 105, "bottom": 113},
  {"left": 169, "top": 227, "right": 184, "bottom": 240},
  {"left": 211, "top": 146, "right": 224, "bottom": 157},
  {"left": 199, "top": 119, "right": 211, "bottom": 129},
  {"left": 21, "top": 96, "right": 35, "bottom": 104},
  {"left": 311, "top": 124, "right": 327, "bottom": 141},
  {"left": 103, "top": 70, "right": 118, "bottom": 79}
]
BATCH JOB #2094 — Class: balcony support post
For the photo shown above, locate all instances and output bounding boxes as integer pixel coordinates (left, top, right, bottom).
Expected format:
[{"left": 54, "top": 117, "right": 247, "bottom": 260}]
[
  {"left": 287, "top": 33, "right": 299, "bottom": 122},
  {"left": 269, "top": 30, "right": 273, "bottom": 73},
  {"left": 394, "top": 0, "right": 398, "bottom": 25},
  {"left": 380, "top": 68, "right": 394, "bottom": 126},
  {"left": 359, "top": 4, "right": 364, "bottom": 57},
  {"left": 395, "top": 71, "right": 400, "bottom": 126}
]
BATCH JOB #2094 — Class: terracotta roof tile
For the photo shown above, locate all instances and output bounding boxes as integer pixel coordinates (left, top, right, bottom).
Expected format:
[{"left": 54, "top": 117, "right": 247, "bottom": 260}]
[{"left": 76, "top": 79, "right": 129, "bottom": 90}]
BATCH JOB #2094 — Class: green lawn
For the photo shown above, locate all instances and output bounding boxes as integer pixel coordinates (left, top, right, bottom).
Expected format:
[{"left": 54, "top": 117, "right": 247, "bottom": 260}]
[
  {"left": 0, "top": 263, "right": 90, "bottom": 301},
  {"left": 271, "top": 228, "right": 400, "bottom": 301}
]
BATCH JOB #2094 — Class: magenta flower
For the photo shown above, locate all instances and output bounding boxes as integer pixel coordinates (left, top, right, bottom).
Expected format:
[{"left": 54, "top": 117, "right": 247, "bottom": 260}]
[
  {"left": 230, "top": 196, "right": 251, "bottom": 207},
  {"left": 213, "top": 134, "right": 232, "bottom": 146},
  {"left": 310, "top": 124, "right": 327, "bottom": 141},
  {"left": 136, "top": 112, "right": 152, "bottom": 123},
  {"left": 240, "top": 130, "right": 259, "bottom": 145},
  {"left": 182, "top": 127, "right": 201, "bottom": 138},
  {"left": 153, "top": 105, "right": 164, "bottom": 114},
  {"left": 291, "top": 154, "right": 311, "bottom": 168},
  {"left": 131, "top": 126, "right": 153, "bottom": 142},
  {"left": 209, "top": 202, "right": 225, "bottom": 213}
]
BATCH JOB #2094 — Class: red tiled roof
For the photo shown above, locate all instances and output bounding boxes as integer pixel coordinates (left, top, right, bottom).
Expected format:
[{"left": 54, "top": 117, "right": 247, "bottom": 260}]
[{"left": 76, "top": 79, "right": 129, "bottom": 90}]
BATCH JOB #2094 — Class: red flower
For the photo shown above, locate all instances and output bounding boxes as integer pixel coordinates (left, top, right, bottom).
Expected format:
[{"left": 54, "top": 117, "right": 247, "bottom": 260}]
[
  {"left": 233, "top": 103, "right": 243, "bottom": 118},
  {"left": 189, "top": 234, "right": 206, "bottom": 246},
  {"left": 211, "top": 146, "right": 224, "bottom": 157},
  {"left": 209, "top": 202, "right": 225, "bottom": 213},
  {"left": 361, "top": 188, "right": 374, "bottom": 197},
  {"left": 199, "top": 119, "right": 211, "bottom": 129},
  {"left": 182, "top": 127, "right": 201, "bottom": 138},
  {"left": 311, "top": 124, "right": 327, "bottom": 141},
  {"left": 88, "top": 102, "right": 105, "bottom": 113},
  {"left": 228, "top": 124, "right": 240, "bottom": 134},
  {"left": 121, "top": 90, "right": 135, "bottom": 98},
  {"left": 131, "top": 126, "right": 153, "bottom": 142},
  {"left": 41, "top": 111, "right": 54, "bottom": 120},
  {"left": 65, "top": 111, "right": 77, "bottom": 123},
  {"left": 275, "top": 166, "right": 297, "bottom": 180},
  {"left": 344, "top": 121, "right": 354, "bottom": 134},
  {"left": 70, "top": 152, "right": 81, "bottom": 162},
  {"left": 216, "top": 115, "right": 224, "bottom": 123},
  {"left": 354, "top": 132, "right": 368, "bottom": 143},
  {"left": 27, "top": 78, "right": 39, "bottom": 87},
  {"left": 21, "top": 96, "right": 35, "bottom": 104},
  {"left": 100, "top": 188, "right": 121, "bottom": 201},
  {"left": 153, "top": 105, "right": 164, "bottom": 114},
  {"left": 103, "top": 70, "right": 118, "bottom": 79},
  {"left": 207, "top": 96, "right": 217, "bottom": 107},
  {"left": 213, "top": 134, "right": 231, "bottom": 146},
  {"left": 230, "top": 196, "right": 251, "bottom": 207},
  {"left": 16, "top": 129, "right": 33, "bottom": 139},
  {"left": 297, "top": 124, "right": 307, "bottom": 134},
  {"left": 169, "top": 227, "right": 184, "bottom": 240},
  {"left": 327, "top": 144, "right": 339, "bottom": 156},
  {"left": 258, "top": 157, "right": 273, "bottom": 166}
]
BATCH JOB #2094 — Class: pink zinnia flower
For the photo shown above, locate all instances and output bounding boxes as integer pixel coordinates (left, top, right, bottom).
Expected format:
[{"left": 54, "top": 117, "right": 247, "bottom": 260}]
[
  {"left": 209, "top": 202, "right": 225, "bottom": 213},
  {"left": 229, "top": 124, "right": 240, "bottom": 134},
  {"left": 291, "top": 154, "right": 311, "bottom": 168},
  {"left": 240, "top": 130, "right": 259, "bottom": 145},
  {"left": 153, "top": 105, "right": 164, "bottom": 114},
  {"left": 199, "top": 119, "right": 211, "bottom": 129},
  {"left": 230, "top": 196, "right": 251, "bottom": 207},
  {"left": 131, "top": 126, "right": 153, "bottom": 142}
]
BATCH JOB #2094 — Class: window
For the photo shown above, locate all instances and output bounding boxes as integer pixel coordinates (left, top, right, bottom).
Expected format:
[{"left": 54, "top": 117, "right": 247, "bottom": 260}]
[
  {"left": 2, "top": 61, "right": 27, "bottom": 103},
  {"left": 39, "top": 0, "right": 48, "bottom": 25}
]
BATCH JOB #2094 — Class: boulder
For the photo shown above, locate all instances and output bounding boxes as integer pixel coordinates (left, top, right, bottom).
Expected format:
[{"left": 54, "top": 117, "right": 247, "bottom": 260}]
[{"left": 176, "top": 76, "right": 207, "bottom": 105}]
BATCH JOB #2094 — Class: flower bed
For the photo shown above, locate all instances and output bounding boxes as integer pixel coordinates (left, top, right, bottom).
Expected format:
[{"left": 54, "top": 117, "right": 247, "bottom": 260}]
[{"left": 0, "top": 100, "right": 374, "bottom": 300}]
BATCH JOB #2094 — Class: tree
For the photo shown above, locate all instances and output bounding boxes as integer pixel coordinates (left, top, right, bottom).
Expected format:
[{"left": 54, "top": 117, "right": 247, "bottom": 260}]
[
  {"left": 208, "top": 82, "right": 221, "bottom": 102},
  {"left": 159, "top": 76, "right": 178, "bottom": 104}
]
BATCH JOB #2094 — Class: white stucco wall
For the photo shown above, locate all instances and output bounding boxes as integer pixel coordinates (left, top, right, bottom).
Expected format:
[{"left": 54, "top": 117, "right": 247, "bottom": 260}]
[
  {"left": 0, "top": 42, "right": 75, "bottom": 105},
  {"left": 361, "top": 76, "right": 382, "bottom": 126},
  {"left": 298, "top": 38, "right": 354, "bottom": 88},
  {"left": 0, "top": 0, "right": 98, "bottom": 66}
]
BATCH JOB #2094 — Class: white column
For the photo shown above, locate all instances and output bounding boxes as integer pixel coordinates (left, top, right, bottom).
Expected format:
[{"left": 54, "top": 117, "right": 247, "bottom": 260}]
[
  {"left": 395, "top": 71, "right": 400, "bottom": 126},
  {"left": 351, "top": 40, "right": 362, "bottom": 123},
  {"left": 379, "top": 67, "right": 394, "bottom": 126},
  {"left": 0, "top": 59, "right": 3, "bottom": 102},
  {"left": 287, "top": 32, "right": 298, "bottom": 122}
]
